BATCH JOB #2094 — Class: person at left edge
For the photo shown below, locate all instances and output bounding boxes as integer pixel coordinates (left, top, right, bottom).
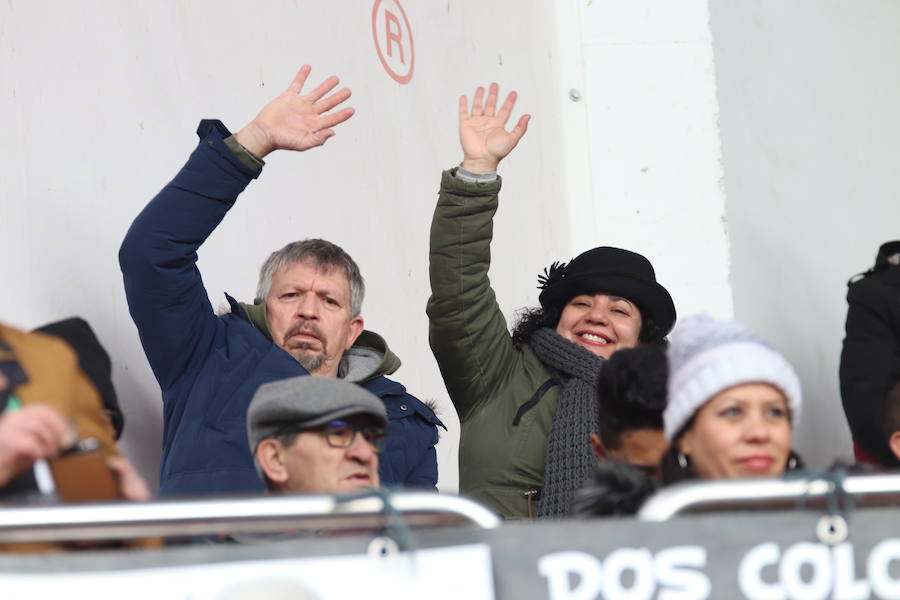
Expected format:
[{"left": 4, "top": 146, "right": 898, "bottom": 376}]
[{"left": 119, "top": 65, "right": 443, "bottom": 496}]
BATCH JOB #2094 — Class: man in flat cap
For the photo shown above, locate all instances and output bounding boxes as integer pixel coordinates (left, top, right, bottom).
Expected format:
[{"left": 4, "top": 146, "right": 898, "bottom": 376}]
[{"left": 247, "top": 375, "right": 386, "bottom": 494}]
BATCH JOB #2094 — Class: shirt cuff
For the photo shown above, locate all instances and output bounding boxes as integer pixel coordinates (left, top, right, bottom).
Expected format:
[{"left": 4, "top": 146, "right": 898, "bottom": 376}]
[
  {"left": 455, "top": 164, "right": 498, "bottom": 183},
  {"left": 224, "top": 135, "right": 266, "bottom": 172}
]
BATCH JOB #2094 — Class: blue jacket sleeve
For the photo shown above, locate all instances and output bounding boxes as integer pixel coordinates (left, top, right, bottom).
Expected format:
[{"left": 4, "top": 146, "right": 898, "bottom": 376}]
[
  {"left": 119, "top": 120, "right": 261, "bottom": 391},
  {"left": 380, "top": 393, "right": 444, "bottom": 490},
  {"left": 403, "top": 437, "right": 440, "bottom": 489}
]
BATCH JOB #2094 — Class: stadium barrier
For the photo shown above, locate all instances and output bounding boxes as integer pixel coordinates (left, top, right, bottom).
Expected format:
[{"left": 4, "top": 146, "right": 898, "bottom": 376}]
[{"left": 1, "top": 474, "right": 900, "bottom": 599}]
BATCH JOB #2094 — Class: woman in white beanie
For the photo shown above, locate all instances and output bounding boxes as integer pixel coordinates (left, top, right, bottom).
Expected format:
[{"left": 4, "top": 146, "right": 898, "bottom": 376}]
[{"left": 661, "top": 314, "right": 804, "bottom": 483}]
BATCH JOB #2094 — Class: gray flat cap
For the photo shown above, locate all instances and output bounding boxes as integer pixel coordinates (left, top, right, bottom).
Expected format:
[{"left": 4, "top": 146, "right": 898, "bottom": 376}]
[{"left": 247, "top": 375, "right": 387, "bottom": 454}]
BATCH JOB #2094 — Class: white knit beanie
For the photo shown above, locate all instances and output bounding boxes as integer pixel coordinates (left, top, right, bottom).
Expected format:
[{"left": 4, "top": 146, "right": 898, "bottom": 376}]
[{"left": 663, "top": 314, "right": 802, "bottom": 441}]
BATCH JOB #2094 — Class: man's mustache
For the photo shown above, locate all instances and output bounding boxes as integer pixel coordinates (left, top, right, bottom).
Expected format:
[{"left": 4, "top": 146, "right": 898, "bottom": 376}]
[{"left": 283, "top": 323, "right": 326, "bottom": 346}]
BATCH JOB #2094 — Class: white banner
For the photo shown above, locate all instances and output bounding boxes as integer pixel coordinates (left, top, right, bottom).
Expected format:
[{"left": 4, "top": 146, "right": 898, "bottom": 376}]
[{"left": 0, "top": 543, "right": 494, "bottom": 600}]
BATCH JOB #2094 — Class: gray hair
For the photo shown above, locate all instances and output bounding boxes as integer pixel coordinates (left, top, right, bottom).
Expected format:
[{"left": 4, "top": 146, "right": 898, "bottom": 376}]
[
  {"left": 256, "top": 431, "right": 301, "bottom": 491},
  {"left": 256, "top": 239, "right": 365, "bottom": 317}
]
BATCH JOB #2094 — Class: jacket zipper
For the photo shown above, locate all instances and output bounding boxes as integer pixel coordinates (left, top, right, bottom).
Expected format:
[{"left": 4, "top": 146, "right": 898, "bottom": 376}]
[{"left": 524, "top": 488, "right": 540, "bottom": 520}]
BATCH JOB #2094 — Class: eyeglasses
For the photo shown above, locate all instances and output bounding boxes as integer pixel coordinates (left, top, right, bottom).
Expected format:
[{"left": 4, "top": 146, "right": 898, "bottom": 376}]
[{"left": 319, "top": 419, "right": 386, "bottom": 452}]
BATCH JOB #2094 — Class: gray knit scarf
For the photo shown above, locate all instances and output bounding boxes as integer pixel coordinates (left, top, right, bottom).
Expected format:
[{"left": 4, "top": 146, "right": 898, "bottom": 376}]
[{"left": 529, "top": 327, "right": 605, "bottom": 518}]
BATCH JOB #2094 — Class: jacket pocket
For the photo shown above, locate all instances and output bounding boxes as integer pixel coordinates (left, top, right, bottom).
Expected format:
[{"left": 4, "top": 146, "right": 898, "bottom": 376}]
[{"left": 512, "top": 377, "right": 558, "bottom": 426}]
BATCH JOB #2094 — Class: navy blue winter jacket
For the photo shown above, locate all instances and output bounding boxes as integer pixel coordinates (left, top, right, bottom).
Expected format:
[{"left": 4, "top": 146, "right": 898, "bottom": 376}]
[{"left": 120, "top": 120, "right": 443, "bottom": 495}]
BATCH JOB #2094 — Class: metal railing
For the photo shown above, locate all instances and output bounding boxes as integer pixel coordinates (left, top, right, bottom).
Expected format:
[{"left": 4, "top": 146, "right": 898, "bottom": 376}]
[
  {"left": 637, "top": 472, "right": 900, "bottom": 521},
  {"left": 0, "top": 492, "right": 501, "bottom": 544}
]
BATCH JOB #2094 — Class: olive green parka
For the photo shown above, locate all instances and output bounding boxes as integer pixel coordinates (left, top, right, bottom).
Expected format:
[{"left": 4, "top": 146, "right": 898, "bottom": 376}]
[{"left": 428, "top": 169, "right": 560, "bottom": 519}]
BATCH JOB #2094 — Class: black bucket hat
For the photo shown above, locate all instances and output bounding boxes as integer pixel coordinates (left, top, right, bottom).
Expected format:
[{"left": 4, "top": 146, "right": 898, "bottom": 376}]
[{"left": 537, "top": 246, "right": 676, "bottom": 337}]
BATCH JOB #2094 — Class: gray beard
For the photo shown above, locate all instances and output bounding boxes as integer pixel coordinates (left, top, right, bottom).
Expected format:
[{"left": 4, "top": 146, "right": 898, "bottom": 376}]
[{"left": 291, "top": 348, "right": 325, "bottom": 374}]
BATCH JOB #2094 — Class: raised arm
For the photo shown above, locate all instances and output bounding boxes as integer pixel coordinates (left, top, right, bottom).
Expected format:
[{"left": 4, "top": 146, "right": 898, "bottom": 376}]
[
  {"left": 120, "top": 66, "right": 354, "bottom": 390},
  {"left": 427, "top": 84, "right": 530, "bottom": 422}
]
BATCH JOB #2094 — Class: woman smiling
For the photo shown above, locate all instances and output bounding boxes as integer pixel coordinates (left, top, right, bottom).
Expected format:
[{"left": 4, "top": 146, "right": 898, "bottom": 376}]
[{"left": 427, "top": 83, "right": 676, "bottom": 518}]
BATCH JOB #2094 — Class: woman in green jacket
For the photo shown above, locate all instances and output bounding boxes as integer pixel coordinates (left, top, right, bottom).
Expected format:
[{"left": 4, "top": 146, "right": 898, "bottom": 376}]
[{"left": 427, "top": 83, "right": 676, "bottom": 519}]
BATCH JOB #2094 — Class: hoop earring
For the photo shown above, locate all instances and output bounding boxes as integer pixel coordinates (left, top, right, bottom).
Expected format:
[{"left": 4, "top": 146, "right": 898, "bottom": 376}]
[{"left": 677, "top": 452, "right": 688, "bottom": 469}]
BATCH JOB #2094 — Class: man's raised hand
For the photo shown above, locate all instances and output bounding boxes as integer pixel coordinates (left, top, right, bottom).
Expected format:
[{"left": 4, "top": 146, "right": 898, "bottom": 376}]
[
  {"left": 459, "top": 82, "right": 530, "bottom": 174},
  {"left": 236, "top": 65, "right": 355, "bottom": 158}
]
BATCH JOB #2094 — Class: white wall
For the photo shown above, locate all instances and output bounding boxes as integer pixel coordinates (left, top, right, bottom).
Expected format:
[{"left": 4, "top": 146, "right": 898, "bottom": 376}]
[
  {"left": 710, "top": 0, "right": 900, "bottom": 467},
  {"left": 0, "top": 0, "right": 594, "bottom": 493},
  {"left": 579, "top": 1, "right": 734, "bottom": 320},
  {"left": 6, "top": 0, "right": 877, "bottom": 491}
]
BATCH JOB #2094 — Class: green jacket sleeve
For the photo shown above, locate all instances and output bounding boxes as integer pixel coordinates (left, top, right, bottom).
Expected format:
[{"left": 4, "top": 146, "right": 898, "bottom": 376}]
[{"left": 427, "top": 169, "right": 520, "bottom": 423}]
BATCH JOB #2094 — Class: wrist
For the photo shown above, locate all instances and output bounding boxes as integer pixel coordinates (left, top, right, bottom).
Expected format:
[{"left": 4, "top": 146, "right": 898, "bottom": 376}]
[
  {"left": 461, "top": 157, "right": 499, "bottom": 174},
  {"left": 235, "top": 121, "right": 274, "bottom": 159}
]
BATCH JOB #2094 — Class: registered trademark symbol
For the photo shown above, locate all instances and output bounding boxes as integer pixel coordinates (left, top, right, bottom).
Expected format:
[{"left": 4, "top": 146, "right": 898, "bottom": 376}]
[{"left": 371, "top": 0, "right": 415, "bottom": 84}]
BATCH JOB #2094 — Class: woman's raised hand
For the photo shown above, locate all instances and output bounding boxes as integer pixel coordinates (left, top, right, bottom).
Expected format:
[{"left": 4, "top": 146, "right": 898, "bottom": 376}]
[{"left": 459, "top": 82, "right": 530, "bottom": 174}]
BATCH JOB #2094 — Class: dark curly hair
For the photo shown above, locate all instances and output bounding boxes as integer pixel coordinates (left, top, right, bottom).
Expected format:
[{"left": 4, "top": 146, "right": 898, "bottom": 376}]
[
  {"left": 597, "top": 343, "right": 668, "bottom": 451},
  {"left": 572, "top": 459, "right": 659, "bottom": 517},
  {"left": 511, "top": 306, "right": 561, "bottom": 348}
]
